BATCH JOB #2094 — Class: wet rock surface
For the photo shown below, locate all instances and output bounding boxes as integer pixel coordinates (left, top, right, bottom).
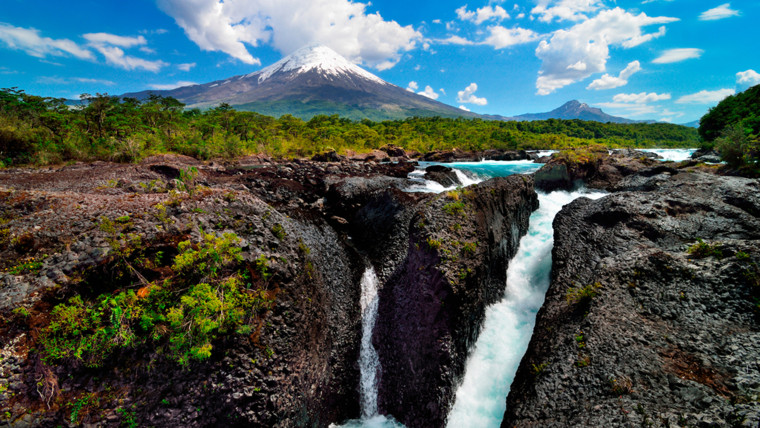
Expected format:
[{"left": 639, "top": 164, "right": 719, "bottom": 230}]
[
  {"left": 504, "top": 171, "right": 760, "bottom": 427},
  {"left": 424, "top": 165, "right": 461, "bottom": 188},
  {"left": 370, "top": 176, "right": 538, "bottom": 428}
]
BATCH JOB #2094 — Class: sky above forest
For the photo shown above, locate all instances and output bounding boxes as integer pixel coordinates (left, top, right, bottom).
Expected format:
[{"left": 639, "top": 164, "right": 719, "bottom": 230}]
[{"left": 1, "top": 0, "right": 758, "bottom": 123}]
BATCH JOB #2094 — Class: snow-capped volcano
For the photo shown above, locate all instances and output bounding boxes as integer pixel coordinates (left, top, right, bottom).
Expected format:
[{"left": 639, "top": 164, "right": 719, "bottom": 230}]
[
  {"left": 123, "top": 44, "right": 476, "bottom": 121},
  {"left": 251, "top": 44, "right": 386, "bottom": 85}
]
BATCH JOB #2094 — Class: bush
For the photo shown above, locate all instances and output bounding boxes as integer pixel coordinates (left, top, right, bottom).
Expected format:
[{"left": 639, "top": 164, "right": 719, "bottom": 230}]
[
  {"left": 715, "top": 124, "right": 754, "bottom": 168},
  {"left": 40, "top": 232, "right": 273, "bottom": 367},
  {"left": 566, "top": 282, "right": 602, "bottom": 305},
  {"left": 687, "top": 238, "right": 723, "bottom": 259}
]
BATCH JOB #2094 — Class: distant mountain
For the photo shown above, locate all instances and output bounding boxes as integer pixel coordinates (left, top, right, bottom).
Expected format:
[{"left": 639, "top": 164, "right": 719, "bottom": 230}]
[
  {"left": 680, "top": 120, "right": 700, "bottom": 128},
  {"left": 123, "top": 44, "right": 477, "bottom": 121},
  {"left": 512, "top": 100, "right": 640, "bottom": 124}
]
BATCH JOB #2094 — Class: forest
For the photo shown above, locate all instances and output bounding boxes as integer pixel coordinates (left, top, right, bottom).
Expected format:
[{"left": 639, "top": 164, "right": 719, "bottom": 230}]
[
  {"left": 0, "top": 88, "right": 700, "bottom": 167},
  {"left": 698, "top": 84, "right": 760, "bottom": 173}
]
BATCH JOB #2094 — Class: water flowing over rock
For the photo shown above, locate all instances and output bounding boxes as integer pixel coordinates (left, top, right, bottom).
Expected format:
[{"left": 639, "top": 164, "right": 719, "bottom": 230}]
[
  {"left": 503, "top": 171, "right": 760, "bottom": 427},
  {"left": 362, "top": 176, "right": 538, "bottom": 427},
  {"left": 0, "top": 156, "right": 540, "bottom": 427}
]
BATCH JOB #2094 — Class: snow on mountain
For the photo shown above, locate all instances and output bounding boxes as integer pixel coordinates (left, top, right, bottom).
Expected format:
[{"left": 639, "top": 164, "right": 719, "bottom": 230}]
[{"left": 249, "top": 44, "right": 387, "bottom": 85}]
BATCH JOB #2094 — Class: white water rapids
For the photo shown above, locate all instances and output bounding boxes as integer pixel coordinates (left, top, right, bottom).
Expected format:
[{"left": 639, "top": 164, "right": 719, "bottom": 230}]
[
  {"left": 359, "top": 267, "right": 381, "bottom": 418},
  {"left": 333, "top": 267, "right": 403, "bottom": 428},
  {"left": 446, "top": 188, "right": 606, "bottom": 427}
]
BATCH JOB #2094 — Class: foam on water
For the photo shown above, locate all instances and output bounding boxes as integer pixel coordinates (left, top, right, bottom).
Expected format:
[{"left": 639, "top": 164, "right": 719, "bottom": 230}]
[
  {"left": 331, "top": 268, "right": 405, "bottom": 428},
  {"left": 404, "top": 160, "right": 543, "bottom": 193},
  {"left": 446, "top": 188, "right": 607, "bottom": 427},
  {"left": 640, "top": 148, "right": 697, "bottom": 162}
]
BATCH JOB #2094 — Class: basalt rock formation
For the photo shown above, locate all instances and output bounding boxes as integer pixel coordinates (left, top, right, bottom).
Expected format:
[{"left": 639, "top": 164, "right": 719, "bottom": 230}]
[
  {"left": 0, "top": 155, "right": 539, "bottom": 427},
  {"left": 374, "top": 176, "right": 537, "bottom": 428},
  {"left": 534, "top": 148, "right": 664, "bottom": 191},
  {"left": 504, "top": 170, "right": 760, "bottom": 427}
]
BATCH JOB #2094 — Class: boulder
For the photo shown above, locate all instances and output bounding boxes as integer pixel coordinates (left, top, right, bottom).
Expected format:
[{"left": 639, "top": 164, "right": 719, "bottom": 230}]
[{"left": 424, "top": 165, "right": 461, "bottom": 187}]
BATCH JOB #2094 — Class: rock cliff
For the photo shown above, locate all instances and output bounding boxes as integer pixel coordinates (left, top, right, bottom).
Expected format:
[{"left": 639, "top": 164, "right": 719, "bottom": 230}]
[
  {"left": 0, "top": 156, "right": 539, "bottom": 427},
  {"left": 504, "top": 171, "right": 760, "bottom": 427}
]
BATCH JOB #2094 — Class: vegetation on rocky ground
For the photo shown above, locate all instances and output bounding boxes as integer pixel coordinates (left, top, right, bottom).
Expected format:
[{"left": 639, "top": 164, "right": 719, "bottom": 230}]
[
  {"left": 0, "top": 88, "right": 698, "bottom": 167},
  {"left": 40, "top": 231, "right": 275, "bottom": 367}
]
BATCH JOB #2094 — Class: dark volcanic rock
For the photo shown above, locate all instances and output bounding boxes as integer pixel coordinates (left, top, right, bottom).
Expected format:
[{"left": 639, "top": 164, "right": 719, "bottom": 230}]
[
  {"left": 691, "top": 147, "right": 723, "bottom": 163},
  {"left": 0, "top": 156, "right": 540, "bottom": 427},
  {"left": 503, "top": 171, "right": 760, "bottom": 427},
  {"left": 369, "top": 175, "right": 539, "bottom": 428},
  {"left": 534, "top": 148, "right": 663, "bottom": 192},
  {"left": 424, "top": 165, "right": 461, "bottom": 187}
]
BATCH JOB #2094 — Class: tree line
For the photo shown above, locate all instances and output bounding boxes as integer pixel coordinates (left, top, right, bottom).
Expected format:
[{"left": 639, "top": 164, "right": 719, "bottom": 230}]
[
  {"left": 698, "top": 84, "right": 759, "bottom": 174},
  {"left": 0, "top": 88, "right": 700, "bottom": 167}
]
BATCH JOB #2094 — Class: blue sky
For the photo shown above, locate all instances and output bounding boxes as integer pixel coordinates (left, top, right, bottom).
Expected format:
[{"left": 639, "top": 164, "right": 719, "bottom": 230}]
[{"left": 1, "top": 0, "right": 758, "bottom": 123}]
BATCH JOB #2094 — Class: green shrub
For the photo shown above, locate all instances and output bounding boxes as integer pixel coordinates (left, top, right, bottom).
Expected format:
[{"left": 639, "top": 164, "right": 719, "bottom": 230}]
[
  {"left": 687, "top": 238, "right": 723, "bottom": 259},
  {"left": 443, "top": 201, "right": 466, "bottom": 216},
  {"left": 271, "top": 223, "right": 286, "bottom": 240},
  {"left": 426, "top": 237, "right": 442, "bottom": 250},
  {"left": 40, "top": 232, "right": 273, "bottom": 367},
  {"left": 173, "top": 232, "right": 242, "bottom": 278},
  {"left": 566, "top": 282, "right": 602, "bottom": 305}
]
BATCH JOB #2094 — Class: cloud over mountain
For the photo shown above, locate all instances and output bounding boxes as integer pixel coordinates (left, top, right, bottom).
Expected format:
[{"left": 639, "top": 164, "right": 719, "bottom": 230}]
[{"left": 156, "top": 0, "right": 421, "bottom": 70}]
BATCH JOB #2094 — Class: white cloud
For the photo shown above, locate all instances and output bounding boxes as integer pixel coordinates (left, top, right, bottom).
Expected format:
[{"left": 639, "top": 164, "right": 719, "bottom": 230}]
[
  {"left": 483, "top": 26, "right": 540, "bottom": 49},
  {"left": 456, "top": 5, "right": 510, "bottom": 24},
  {"left": 406, "top": 81, "right": 419, "bottom": 92},
  {"left": 148, "top": 81, "right": 198, "bottom": 90},
  {"left": 596, "top": 101, "right": 657, "bottom": 116},
  {"left": 432, "top": 19, "right": 442, "bottom": 24},
  {"left": 587, "top": 60, "right": 641, "bottom": 90},
  {"left": 178, "top": 62, "right": 197, "bottom": 71},
  {"left": 418, "top": 85, "right": 439, "bottom": 100},
  {"left": 156, "top": 0, "right": 421, "bottom": 70},
  {"left": 92, "top": 45, "right": 168, "bottom": 72},
  {"left": 459, "top": 105, "right": 471, "bottom": 112},
  {"left": 531, "top": 0, "right": 604, "bottom": 23},
  {"left": 83, "top": 33, "right": 147, "bottom": 48},
  {"left": 676, "top": 88, "right": 735, "bottom": 104},
  {"left": 437, "top": 35, "right": 476, "bottom": 45},
  {"left": 699, "top": 3, "right": 740, "bottom": 21},
  {"left": 37, "top": 76, "right": 117, "bottom": 86},
  {"left": 436, "top": 25, "right": 538, "bottom": 49},
  {"left": 652, "top": 48, "right": 703, "bottom": 64},
  {"left": 597, "top": 90, "right": 671, "bottom": 117},
  {"left": 74, "top": 77, "right": 117, "bottom": 85},
  {"left": 535, "top": 8, "right": 677, "bottom": 95},
  {"left": 0, "top": 23, "right": 93, "bottom": 60},
  {"left": 139, "top": 46, "right": 156, "bottom": 54},
  {"left": 736, "top": 69, "right": 760, "bottom": 86},
  {"left": 612, "top": 92, "right": 671, "bottom": 103},
  {"left": 82, "top": 32, "right": 167, "bottom": 72},
  {"left": 457, "top": 82, "right": 488, "bottom": 105}
]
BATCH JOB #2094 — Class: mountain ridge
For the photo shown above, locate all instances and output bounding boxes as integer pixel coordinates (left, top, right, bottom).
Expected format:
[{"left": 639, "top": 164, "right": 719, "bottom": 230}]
[
  {"left": 123, "top": 45, "right": 676, "bottom": 125},
  {"left": 123, "top": 44, "right": 477, "bottom": 121}
]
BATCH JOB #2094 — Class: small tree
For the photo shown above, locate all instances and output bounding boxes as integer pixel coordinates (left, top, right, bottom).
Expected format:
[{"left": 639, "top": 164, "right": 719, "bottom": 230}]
[{"left": 715, "top": 123, "right": 757, "bottom": 169}]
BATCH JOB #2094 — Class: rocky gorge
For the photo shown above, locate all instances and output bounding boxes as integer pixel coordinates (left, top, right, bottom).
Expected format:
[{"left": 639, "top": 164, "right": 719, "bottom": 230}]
[
  {"left": 0, "top": 147, "right": 758, "bottom": 428},
  {"left": 504, "top": 161, "right": 760, "bottom": 426},
  {"left": 0, "top": 153, "right": 537, "bottom": 427}
]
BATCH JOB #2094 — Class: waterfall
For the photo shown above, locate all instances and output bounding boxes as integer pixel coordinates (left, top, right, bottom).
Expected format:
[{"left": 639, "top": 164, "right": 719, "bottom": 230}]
[
  {"left": 359, "top": 267, "right": 381, "bottom": 418},
  {"left": 331, "top": 267, "right": 404, "bottom": 428},
  {"left": 446, "top": 188, "right": 606, "bottom": 427}
]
